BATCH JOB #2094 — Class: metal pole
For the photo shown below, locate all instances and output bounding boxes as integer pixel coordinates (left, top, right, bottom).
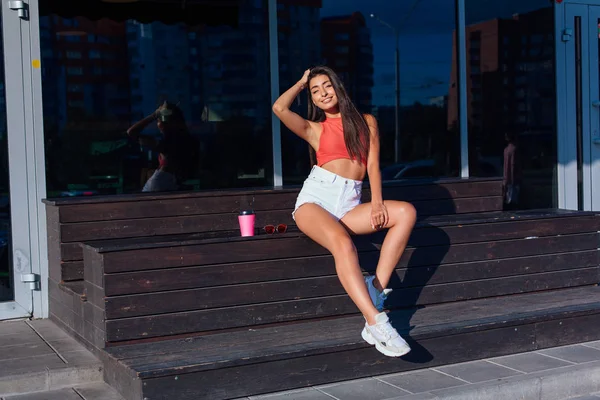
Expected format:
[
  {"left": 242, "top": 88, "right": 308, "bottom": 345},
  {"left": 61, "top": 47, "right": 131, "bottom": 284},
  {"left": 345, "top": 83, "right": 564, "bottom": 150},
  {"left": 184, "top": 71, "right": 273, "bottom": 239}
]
[{"left": 394, "top": 33, "right": 400, "bottom": 163}]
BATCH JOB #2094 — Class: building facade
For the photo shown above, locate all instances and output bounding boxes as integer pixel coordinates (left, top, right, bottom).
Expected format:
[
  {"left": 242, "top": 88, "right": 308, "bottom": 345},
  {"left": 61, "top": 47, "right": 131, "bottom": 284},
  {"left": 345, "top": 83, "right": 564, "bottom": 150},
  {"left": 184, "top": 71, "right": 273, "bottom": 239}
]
[{"left": 0, "top": 0, "right": 598, "bottom": 320}]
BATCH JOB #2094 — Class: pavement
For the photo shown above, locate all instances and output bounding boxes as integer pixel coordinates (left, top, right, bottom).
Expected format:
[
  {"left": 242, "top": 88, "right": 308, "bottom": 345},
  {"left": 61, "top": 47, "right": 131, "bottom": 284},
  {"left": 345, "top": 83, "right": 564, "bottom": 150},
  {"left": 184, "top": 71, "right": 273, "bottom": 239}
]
[
  {"left": 241, "top": 342, "right": 600, "bottom": 400},
  {"left": 0, "top": 319, "right": 122, "bottom": 400},
  {"left": 1, "top": 318, "right": 599, "bottom": 400}
]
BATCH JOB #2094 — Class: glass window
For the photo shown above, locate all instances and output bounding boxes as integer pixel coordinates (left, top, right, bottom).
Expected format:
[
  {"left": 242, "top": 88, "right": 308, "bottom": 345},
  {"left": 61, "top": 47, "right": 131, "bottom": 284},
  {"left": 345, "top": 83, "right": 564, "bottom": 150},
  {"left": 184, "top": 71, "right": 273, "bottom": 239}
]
[
  {"left": 278, "top": 0, "right": 461, "bottom": 184},
  {"left": 40, "top": 0, "right": 273, "bottom": 196},
  {"left": 0, "top": 10, "right": 12, "bottom": 302},
  {"left": 465, "top": 0, "right": 556, "bottom": 209}
]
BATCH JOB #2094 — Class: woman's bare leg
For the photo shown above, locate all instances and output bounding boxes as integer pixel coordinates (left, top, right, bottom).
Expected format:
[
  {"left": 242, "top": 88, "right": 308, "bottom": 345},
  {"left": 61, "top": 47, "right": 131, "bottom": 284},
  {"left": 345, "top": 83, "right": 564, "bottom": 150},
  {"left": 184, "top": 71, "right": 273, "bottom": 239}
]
[
  {"left": 341, "top": 200, "right": 417, "bottom": 290},
  {"left": 294, "top": 203, "right": 380, "bottom": 325}
]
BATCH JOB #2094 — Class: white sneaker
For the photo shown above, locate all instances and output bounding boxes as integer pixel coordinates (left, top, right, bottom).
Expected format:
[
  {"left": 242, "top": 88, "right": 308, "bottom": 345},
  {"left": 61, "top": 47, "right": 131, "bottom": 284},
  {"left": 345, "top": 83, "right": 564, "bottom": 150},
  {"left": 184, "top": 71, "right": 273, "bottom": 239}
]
[
  {"left": 361, "top": 312, "right": 411, "bottom": 357},
  {"left": 365, "top": 275, "right": 393, "bottom": 311}
]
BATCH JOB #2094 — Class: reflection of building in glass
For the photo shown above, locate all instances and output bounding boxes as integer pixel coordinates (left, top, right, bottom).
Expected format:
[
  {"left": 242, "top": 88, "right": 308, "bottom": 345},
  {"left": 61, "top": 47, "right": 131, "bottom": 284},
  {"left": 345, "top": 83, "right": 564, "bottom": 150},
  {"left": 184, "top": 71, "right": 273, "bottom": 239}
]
[
  {"left": 0, "top": 18, "right": 5, "bottom": 142},
  {"left": 126, "top": 22, "right": 192, "bottom": 130},
  {"left": 192, "top": 1, "right": 270, "bottom": 125},
  {"left": 277, "top": 0, "right": 322, "bottom": 91},
  {"left": 448, "top": 8, "right": 555, "bottom": 157},
  {"left": 39, "top": 16, "right": 130, "bottom": 131},
  {"left": 321, "top": 12, "right": 374, "bottom": 113}
]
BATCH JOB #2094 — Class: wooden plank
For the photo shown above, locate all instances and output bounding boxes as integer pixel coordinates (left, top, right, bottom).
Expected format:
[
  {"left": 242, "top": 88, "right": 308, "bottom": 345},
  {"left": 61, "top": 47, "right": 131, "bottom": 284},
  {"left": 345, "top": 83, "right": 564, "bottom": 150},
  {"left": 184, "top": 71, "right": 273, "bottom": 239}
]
[
  {"left": 136, "top": 308, "right": 600, "bottom": 400},
  {"left": 59, "top": 191, "right": 299, "bottom": 223},
  {"left": 87, "top": 212, "right": 598, "bottom": 254},
  {"left": 46, "top": 206, "right": 62, "bottom": 282},
  {"left": 83, "top": 301, "right": 106, "bottom": 329},
  {"left": 85, "top": 282, "right": 106, "bottom": 311},
  {"left": 104, "top": 250, "right": 597, "bottom": 296},
  {"left": 104, "top": 266, "right": 598, "bottom": 319},
  {"left": 62, "top": 261, "right": 83, "bottom": 281},
  {"left": 83, "top": 249, "right": 105, "bottom": 289},
  {"left": 60, "top": 209, "right": 295, "bottom": 242},
  {"left": 58, "top": 180, "right": 503, "bottom": 224},
  {"left": 413, "top": 196, "right": 501, "bottom": 216},
  {"left": 100, "top": 232, "right": 598, "bottom": 273},
  {"left": 59, "top": 196, "right": 502, "bottom": 243},
  {"left": 105, "top": 286, "right": 600, "bottom": 367},
  {"left": 135, "top": 324, "right": 537, "bottom": 400},
  {"left": 104, "top": 268, "right": 599, "bottom": 341},
  {"left": 408, "top": 215, "right": 600, "bottom": 247},
  {"left": 104, "top": 266, "right": 598, "bottom": 320},
  {"left": 44, "top": 177, "right": 502, "bottom": 207},
  {"left": 365, "top": 180, "right": 503, "bottom": 202},
  {"left": 106, "top": 296, "right": 358, "bottom": 341},
  {"left": 535, "top": 312, "right": 600, "bottom": 348},
  {"left": 62, "top": 210, "right": 598, "bottom": 262},
  {"left": 62, "top": 243, "right": 83, "bottom": 262}
]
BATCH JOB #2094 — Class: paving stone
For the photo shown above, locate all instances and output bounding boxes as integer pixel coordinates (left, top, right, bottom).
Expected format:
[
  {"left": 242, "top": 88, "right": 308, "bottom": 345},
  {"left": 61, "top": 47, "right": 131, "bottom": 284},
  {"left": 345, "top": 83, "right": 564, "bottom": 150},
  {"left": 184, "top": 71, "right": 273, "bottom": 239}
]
[
  {"left": 0, "top": 354, "right": 64, "bottom": 377},
  {"left": 379, "top": 369, "right": 466, "bottom": 394},
  {"left": 318, "top": 377, "right": 409, "bottom": 399},
  {"left": 27, "top": 320, "right": 71, "bottom": 342},
  {"left": 47, "top": 364, "right": 103, "bottom": 390},
  {"left": 540, "top": 345, "right": 600, "bottom": 364},
  {"left": 491, "top": 352, "right": 573, "bottom": 373},
  {"left": 249, "top": 387, "right": 333, "bottom": 399},
  {"left": 0, "top": 331, "right": 42, "bottom": 347},
  {"left": 435, "top": 360, "right": 522, "bottom": 383},
  {"left": 0, "top": 343, "right": 54, "bottom": 362},
  {"left": 61, "top": 350, "right": 101, "bottom": 367},
  {"left": 5, "top": 388, "right": 81, "bottom": 400},
  {"left": 48, "top": 338, "right": 87, "bottom": 355},
  {"left": 385, "top": 394, "right": 437, "bottom": 400},
  {"left": 74, "top": 382, "right": 125, "bottom": 400},
  {"left": 582, "top": 341, "right": 600, "bottom": 351},
  {"left": 0, "top": 371, "right": 48, "bottom": 397},
  {"left": 0, "top": 322, "right": 32, "bottom": 337}
]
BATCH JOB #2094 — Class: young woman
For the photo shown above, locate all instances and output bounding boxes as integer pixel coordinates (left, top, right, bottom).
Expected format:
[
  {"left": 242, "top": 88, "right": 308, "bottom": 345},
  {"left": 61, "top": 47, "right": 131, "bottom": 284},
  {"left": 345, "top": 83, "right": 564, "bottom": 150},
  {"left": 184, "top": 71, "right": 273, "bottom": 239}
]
[
  {"left": 127, "top": 101, "right": 198, "bottom": 192},
  {"left": 272, "top": 66, "right": 417, "bottom": 357}
]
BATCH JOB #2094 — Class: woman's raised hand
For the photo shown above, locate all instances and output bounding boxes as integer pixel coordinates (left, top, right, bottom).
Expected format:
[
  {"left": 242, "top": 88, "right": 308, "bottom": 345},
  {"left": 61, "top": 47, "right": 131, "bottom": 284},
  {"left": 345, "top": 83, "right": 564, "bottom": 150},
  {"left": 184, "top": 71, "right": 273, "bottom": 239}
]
[{"left": 298, "top": 69, "right": 310, "bottom": 90}]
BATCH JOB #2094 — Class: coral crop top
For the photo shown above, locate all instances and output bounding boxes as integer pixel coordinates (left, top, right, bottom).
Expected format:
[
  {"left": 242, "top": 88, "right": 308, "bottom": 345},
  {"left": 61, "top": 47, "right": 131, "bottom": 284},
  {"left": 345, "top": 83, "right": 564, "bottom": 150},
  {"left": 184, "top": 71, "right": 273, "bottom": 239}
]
[{"left": 316, "top": 117, "right": 366, "bottom": 166}]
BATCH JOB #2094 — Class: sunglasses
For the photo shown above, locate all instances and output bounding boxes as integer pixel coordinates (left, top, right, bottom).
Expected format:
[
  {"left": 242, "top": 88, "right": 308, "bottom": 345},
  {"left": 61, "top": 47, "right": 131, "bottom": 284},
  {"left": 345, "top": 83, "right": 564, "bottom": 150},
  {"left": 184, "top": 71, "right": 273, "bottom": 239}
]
[{"left": 264, "top": 224, "right": 287, "bottom": 234}]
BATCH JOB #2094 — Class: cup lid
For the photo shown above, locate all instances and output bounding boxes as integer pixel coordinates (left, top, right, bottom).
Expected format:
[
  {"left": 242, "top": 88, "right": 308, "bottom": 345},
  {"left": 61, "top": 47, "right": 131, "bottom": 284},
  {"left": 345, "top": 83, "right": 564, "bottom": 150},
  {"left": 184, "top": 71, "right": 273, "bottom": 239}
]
[{"left": 240, "top": 210, "right": 255, "bottom": 215}]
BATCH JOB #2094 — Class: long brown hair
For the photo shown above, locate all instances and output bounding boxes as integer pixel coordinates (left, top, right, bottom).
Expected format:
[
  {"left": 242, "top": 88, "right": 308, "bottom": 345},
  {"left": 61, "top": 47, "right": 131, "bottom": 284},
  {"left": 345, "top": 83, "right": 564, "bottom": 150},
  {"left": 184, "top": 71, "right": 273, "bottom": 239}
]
[{"left": 306, "top": 66, "right": 370, "bottom": 166}]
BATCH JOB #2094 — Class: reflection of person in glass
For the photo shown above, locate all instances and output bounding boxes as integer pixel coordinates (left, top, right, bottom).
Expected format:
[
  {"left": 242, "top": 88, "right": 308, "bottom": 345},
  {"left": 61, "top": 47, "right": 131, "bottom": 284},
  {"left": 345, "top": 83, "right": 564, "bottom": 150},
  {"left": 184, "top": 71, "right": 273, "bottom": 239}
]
[
  {"left": 503, "top": 131, "right": 521, "bottom": 210},
  {"left": 127, "top": 101, "right": 198, "bottom": 192},
  {"left": 272, "top": 66, "right": 416, "bottom": 358}
]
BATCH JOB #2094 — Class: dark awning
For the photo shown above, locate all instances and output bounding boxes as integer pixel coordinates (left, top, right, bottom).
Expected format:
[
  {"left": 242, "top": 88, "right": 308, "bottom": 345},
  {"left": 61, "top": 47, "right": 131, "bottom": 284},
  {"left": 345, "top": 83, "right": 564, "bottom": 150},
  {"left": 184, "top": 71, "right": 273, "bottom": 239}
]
[{"left": 39, "top": 0, "right": 240, "bottom": 27}]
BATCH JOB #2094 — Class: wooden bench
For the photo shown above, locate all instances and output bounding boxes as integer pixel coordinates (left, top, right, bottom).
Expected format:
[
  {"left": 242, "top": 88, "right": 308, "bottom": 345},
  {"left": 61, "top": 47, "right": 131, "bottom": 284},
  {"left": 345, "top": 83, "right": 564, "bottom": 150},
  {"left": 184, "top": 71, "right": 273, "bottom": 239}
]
[
  {"left": 43, "top": 177, "right": 502, "bottom": 283},
  {"left": 45, "top": 178, "right": 503, "bottom": 350},
  {"left": 44, "top": 178, "right": 600, "bottom": 399},
  {"left": 76, "top": 211, "right": 600, "bottom": 399}
]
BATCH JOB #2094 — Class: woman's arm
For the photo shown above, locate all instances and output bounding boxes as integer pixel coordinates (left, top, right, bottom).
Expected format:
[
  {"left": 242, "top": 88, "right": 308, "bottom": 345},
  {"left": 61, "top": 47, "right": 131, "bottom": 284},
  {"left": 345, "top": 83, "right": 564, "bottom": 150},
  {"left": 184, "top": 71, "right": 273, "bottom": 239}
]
[
  {"left": 365, "top": 114, "right": 388, "bottom": 229},
  {"left": 126, "top": 110, "right": 159, "bottom": 140},
  {"left": 365, "top": 114, "right": 383, "bottom": 204},
  {"left": 272, "top": 69, "right": 318, "bottom": 147}
]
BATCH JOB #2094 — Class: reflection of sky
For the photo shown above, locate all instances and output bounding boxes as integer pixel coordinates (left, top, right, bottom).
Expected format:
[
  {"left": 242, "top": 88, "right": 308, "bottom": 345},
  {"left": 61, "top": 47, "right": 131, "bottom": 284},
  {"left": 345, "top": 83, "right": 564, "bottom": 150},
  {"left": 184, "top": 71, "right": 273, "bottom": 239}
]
[{"left": 320, "top": 0, "right": 551, "bottom": 106}]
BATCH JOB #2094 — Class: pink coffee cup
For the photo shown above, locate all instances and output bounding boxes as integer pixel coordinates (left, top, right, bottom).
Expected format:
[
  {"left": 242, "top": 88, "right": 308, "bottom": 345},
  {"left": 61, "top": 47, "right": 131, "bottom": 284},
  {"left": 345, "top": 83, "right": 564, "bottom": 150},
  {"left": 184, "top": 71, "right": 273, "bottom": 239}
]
[{"left": 238, "top": 211, "right": 255, "bottom": 237}]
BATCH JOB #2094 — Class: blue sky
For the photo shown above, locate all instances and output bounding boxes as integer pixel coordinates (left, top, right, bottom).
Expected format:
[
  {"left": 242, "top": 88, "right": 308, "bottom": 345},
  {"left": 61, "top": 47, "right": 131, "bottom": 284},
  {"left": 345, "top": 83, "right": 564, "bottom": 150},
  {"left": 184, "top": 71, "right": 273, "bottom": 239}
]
[{"left": 319, "top": 0, "right": 551, "bottom": 106}]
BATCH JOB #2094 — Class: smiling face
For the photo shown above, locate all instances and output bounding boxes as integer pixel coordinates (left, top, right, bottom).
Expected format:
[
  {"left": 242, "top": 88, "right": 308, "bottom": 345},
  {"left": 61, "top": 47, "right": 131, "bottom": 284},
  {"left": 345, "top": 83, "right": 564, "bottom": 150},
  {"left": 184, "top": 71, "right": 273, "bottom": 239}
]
[{"left": 309, "top": 74, "right": 339, "bottom": 112}]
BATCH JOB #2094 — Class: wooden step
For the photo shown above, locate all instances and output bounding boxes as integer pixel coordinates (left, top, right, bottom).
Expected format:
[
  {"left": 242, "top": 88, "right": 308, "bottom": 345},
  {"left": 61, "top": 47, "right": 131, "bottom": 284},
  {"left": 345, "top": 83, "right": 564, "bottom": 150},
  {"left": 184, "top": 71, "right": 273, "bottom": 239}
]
[
  {"left": 77, "top": 210, "right": 599, "bottom": 346},
  {"left": 102, "top": 286, "right": 600, "bottom": 400},
  {"left": 44, "top": 178, "right": 503, "bottom": 283}
]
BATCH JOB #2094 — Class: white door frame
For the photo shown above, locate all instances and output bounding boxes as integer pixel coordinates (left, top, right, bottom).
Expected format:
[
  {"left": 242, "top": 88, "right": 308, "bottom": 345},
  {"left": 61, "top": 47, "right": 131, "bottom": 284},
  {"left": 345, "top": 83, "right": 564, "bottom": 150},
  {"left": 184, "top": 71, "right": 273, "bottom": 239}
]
[
  {"left": 557, "top": 0, "right": 600, "bottom": 211},
  {"left": 0, "top": 0, "right": 48, "bottom": 320}
]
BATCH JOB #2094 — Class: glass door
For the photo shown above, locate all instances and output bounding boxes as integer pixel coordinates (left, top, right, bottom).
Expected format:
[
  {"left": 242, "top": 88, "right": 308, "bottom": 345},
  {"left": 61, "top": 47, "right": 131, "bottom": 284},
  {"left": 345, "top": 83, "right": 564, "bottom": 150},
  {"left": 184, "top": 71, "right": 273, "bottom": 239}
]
[
  {"left": 587, "top": 5, "right": 600, "bottom": 211},
  {"left": 562, "top": 3, "right": 600, "bottom": 211},
  {"left": 0, "top": 0, "right": 36, "bottom": 319}
]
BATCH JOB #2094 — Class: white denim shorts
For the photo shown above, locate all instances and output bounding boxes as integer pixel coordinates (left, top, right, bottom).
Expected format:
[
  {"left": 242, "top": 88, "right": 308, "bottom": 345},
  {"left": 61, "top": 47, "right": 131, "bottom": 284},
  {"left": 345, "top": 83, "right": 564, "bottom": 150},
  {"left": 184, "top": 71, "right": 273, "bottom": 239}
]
[{"left": 292, "top": 166, "right": 362, "bottom": 221}]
